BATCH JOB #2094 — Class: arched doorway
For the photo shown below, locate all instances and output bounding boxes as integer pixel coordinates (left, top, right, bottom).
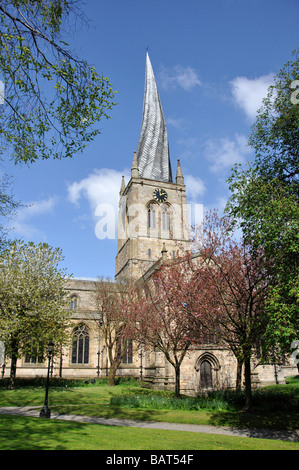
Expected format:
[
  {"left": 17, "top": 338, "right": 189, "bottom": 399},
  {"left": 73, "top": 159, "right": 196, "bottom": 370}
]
[
  {"left": 200, "top": 359, "right": 213, "bottom": 389},
  {"left": 195, "top": 353, "right": 220, "bottom": 391}
]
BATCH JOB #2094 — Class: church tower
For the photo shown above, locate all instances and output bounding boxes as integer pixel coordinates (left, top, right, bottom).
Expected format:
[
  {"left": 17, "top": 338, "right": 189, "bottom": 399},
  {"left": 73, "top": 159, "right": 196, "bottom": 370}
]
[{"left": 115, "top": 53, "right": 190, "bottom": 281}]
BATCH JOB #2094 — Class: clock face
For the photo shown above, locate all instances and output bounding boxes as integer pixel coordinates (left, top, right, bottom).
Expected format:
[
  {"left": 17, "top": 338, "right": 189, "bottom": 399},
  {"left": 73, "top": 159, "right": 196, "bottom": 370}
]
[{"left": 153, "top": 188, "right": 168, "bottom": 203}]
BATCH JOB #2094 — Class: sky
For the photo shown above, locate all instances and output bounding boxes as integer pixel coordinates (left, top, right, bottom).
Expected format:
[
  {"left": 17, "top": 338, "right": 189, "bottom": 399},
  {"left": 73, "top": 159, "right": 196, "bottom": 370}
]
[{"left": 2, "top": 0, "right": 299, "bottom": 280}]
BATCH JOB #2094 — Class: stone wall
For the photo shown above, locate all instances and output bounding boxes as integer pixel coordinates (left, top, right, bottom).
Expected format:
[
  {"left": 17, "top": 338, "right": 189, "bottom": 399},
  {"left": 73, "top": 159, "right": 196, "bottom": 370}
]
[{"left": 2, "top": 278, "right": 297, "bottom": 391}]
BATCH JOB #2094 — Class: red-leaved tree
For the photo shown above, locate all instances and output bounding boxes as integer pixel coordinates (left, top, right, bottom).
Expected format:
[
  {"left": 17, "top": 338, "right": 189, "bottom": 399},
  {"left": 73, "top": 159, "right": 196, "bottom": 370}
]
[
  {"left": 94, "top": 278, "right": 137, "bottom": 386},
  {"left": 131, "top": 256, "right": 200, "bottom": 398},
  {"left": 190, "top": 211, "right": 270, "bottom": 410}
]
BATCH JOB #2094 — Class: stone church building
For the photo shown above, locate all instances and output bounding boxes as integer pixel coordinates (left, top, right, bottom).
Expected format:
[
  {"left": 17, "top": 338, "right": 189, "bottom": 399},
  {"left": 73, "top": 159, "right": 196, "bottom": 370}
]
[{"left": 7, "top": 53, "right": 297, "bottom": 393}]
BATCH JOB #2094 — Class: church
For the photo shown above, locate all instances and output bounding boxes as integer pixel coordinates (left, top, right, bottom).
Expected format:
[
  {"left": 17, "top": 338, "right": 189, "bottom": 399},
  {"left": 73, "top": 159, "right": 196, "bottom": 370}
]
[{"left": 11, "top": 53, "right": 297, "bottom": 393}]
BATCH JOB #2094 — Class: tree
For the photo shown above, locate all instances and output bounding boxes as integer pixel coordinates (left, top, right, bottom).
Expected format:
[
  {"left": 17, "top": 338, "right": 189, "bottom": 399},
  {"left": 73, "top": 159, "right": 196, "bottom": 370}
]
[
  {"left": 0, "top": 0, "right": 116, "bottom": 164},
  {"left": 226, "top": 50, "right": 299, "bottom": 360},
  {"left": 248, "top": 48, "right": 299, "bottom": 190},
  {"left": 94, "top": 279, "right": 137, "bottom": 386},
  {"left": 191, "top": 211, "right": 270, "bottom": 410},
  {"left": 227, "top": 175, "right": 298, "bottom": 358},
  {"left": 0, "top": 240, "right": 72, "bottom": 387},
  {"left": 0, "top": 173, "right": 20, "bottom": 250},
  {"left": 133, "top": 257, "right": 200, "bottom": 398}
]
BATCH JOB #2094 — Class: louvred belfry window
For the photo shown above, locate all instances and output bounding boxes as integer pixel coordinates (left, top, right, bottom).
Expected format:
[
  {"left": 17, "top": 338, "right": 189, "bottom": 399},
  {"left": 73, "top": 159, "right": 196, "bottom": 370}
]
[
  {"left": 148, "top": 205, "right": 156, "bottom": 229},
  {"left": 162, "top": 206, "right": 170, "bottom": 231}
]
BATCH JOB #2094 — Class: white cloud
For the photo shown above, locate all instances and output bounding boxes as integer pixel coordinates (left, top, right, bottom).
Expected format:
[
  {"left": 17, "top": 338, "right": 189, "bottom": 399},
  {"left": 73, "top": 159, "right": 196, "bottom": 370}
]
[
  {"left": 205, "top": 134, "right": 252, "bottom": 173},
  {"left": 67, "top": 168, "right": 129, "bottom": 212},
  {"left": 230, "top": 73, "right": 274, "bottom": 120},
  {"left": 67, "top": 168, "right": 130, "bottom": 240},
  {"left": 185, "top": 174, "right": 206, "bottom": 201},
  {"left": 159, "top": 65, "right": 201, "bottom": 91},
  {"left": 8, "top": 196, "right": 58, "bottom": 239},
  {"left": 166, "top": 117, "right": 185, "bottom": 129},
  {"left": 22, "top": 198, "right": 57, "bottom": 218}
]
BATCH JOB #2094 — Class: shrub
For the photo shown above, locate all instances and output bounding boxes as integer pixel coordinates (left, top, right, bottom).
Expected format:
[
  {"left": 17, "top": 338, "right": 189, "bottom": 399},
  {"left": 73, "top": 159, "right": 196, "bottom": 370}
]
[
  {"left": 0, "top": 375, "right": 141, "bottom": 389},
  {"left": 110, "top": 385, "right": 299, "bottom": 412}
]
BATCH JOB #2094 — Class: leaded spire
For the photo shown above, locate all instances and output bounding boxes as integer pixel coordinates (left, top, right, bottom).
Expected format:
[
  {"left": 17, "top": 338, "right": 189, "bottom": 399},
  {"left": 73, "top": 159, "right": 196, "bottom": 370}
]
[{"left": 135, "top": 53, "right": 173, "bottom": 183}]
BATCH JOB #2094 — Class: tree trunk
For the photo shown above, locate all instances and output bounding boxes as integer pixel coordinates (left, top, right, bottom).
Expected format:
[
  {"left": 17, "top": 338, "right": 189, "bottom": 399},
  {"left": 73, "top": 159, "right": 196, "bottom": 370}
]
[
  {"left": 243, "top": 357, "right": 252, "bottom": 412},
  {"left": 174, "top": 364, "right": 181, "bottom": 398},
  {"left": 9, "top": 355, "right": 17, "bottom": 389},
  {"left": 108, "top": 359, "right": 120, "bottom": 386},
  {"left": 236, "top": 359, "right": 243, "bottom": 391}
]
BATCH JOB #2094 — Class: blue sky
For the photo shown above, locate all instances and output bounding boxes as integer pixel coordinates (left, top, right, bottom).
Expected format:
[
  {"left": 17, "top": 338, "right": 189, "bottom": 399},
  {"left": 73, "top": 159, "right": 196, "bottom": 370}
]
[{"left": 2, "top": 0, "right": 299, "bottom": 279}]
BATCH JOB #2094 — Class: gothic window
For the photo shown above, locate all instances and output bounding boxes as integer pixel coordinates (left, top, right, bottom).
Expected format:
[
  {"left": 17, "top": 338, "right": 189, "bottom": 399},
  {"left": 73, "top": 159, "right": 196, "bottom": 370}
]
[
  {"left": 117, "top": 334, "right": 133, "bottom": 364},
  {"left": 122, "top": 339, "right": 133, "bottom": 364},
  {"left": 25, "top": 345, "right": 44, "bottom": 364},
  {"left": 71, "top": 324, "right": 89, "bottom": 364},
  {"left": 148, "top": 204, "right": 156, "bottom": 229},
  {"left": 198, "top": 324, "right": 220, "bottom": 344},
  {"left": 70, "top": 295, "right": 78, "bottom": 310},
  {"left": 162, "top": 206, "right": 170, "bottom": 231}
]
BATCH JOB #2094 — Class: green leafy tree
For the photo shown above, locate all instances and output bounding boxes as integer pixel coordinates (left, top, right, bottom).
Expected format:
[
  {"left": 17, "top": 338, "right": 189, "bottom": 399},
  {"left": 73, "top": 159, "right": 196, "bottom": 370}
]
[
  {"left": 248, "top": 49, "right": 299, "bottom": 190},
  {"left": 226, "top": 49, "right": 299, "bottom": 361},
  {"left": 0, "top": 240, "right": 72, "bottom": 387},
  {"left": 0, "top": 173, "right": 20, "bottom": 249},
  {"left": 0, "top": 0, "right": 116, "bottom": 164}
]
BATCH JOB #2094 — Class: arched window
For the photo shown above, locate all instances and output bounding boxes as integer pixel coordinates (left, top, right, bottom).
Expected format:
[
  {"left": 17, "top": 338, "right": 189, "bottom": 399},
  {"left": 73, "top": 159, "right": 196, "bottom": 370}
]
[
  {"left": 117, "top": 333, "right": 133, "bottom": 364},
  {"left": 25, "top": 344, "right": 44, "bottom": 364},
  {"left": 162, "top": 206, "right": 170, "bottom": 231},
  {"left": 148, "top": 204, "right": 156, "bottom": 229},
  {"left": 70, "top": 295, "right": 78, "bottom": 310},
  {"left": 71, "top": 324, "right": 89, "bottom": 364},
  {"left": 122, "top": 339, "right": 133, "bottom": 364}
]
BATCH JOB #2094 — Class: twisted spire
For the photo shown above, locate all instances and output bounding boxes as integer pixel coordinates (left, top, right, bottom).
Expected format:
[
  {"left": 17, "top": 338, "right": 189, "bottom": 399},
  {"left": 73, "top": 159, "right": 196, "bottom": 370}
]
[{"left": 135, "top": 53, "right": 173, "bottom": 183}]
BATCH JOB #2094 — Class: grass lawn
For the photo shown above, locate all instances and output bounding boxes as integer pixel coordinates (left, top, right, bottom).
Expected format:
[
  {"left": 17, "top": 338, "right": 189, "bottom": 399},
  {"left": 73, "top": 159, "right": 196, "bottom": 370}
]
[
  {"left": 0, "top": 414, "right": 297, "bottom": 450},
  {"left": 0, "top": 377, "right": 298, "bottom": 450}
]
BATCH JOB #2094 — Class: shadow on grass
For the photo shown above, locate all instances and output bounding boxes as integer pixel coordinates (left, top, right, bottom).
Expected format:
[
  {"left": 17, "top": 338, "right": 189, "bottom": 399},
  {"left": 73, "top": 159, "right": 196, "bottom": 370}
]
[
  {"left": 0, "top": 415, "right": 88, "bottom": 450},
  {"left": 209, "top": 409, "right": 299, "bottom": 441},
  {"left": 52, "top": 403, "right": 164, "bottom": 422}
]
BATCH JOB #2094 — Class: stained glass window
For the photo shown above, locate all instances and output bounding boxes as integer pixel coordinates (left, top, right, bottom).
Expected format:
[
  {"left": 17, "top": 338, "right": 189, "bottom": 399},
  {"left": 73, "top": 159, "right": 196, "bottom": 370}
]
[{"left": 72, "top": 324, "right": 89, "bottom": 364}]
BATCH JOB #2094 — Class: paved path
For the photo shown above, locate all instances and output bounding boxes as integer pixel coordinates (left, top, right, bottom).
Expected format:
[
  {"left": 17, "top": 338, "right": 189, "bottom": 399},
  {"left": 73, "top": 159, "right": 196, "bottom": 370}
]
[{"left": 0, "top": 406, "right": 298, "bottom": 442}]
